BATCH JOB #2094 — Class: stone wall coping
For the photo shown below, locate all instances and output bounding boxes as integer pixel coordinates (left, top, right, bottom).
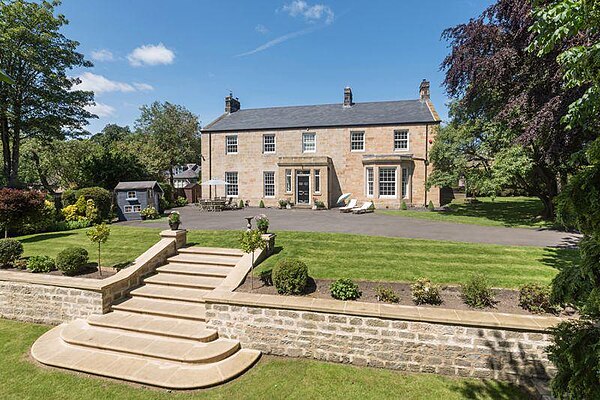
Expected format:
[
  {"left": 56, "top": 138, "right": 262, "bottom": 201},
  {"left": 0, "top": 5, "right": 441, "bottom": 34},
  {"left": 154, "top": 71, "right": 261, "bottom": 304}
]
[
  {"left": 0, "top": 237, "right": 175, "bottom": 293},
  {"left": 204, "top": 290, "right": 567, "bottom": 333}
]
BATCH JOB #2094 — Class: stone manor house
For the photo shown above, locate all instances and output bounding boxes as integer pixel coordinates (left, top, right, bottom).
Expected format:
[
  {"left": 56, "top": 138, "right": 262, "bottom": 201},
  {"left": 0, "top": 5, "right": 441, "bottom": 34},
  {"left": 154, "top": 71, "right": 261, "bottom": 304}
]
[{"left": 201, "top": 80, "right": 442, "bottom": 208}]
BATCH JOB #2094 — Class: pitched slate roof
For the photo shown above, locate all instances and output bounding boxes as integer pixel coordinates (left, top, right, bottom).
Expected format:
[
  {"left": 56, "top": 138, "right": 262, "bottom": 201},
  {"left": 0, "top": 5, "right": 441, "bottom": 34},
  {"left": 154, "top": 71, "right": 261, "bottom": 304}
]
[
  {"left": 202, "top": 99, "right": 439, "bottom": 132},
  {"left": 174, "top": 165, "right": 200, "bottom": 179},
  {"left": 114, "top": 181, "right": 163, "bottom": 192}
]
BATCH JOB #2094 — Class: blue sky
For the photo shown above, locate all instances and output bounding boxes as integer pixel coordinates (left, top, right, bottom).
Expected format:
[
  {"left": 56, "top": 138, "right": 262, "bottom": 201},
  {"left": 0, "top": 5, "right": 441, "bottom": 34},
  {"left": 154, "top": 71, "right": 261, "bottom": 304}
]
[{"left": 59, "top": 0, "right": 493, "bottom": 133}]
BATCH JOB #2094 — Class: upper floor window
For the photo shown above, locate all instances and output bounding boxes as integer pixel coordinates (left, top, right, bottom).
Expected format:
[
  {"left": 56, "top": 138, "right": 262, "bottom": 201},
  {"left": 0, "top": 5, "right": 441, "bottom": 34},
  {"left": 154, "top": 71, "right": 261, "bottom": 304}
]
[
  {"left": 350, "top": 131, "right": 365, "bottom": 151},
  {"left": 225, "top": 172, "right": 238, "bottom": 197},
  {"left": 226, "top": 135, "right": 238, "bottom": 154},
  {"left": 394, "top": 130, "right": 409, "bottom": 151},
  {"left": 263, "top": 134, "right": 276, "bottom": 154},
  {"left": 264, "top": 171, "right": 275, "bottom": 197},
  {"left": 302, "top": 133, "right": 316, "bottom": 153},
  {"left": 127, "top": 191, "right": 137, "bottom": 199}
]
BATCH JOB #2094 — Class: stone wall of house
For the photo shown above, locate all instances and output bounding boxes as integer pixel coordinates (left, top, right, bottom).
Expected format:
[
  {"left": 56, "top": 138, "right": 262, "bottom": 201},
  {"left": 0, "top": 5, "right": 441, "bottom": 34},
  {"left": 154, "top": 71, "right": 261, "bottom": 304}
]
[
  {"left": 201, "top": 123, "right": 441, "bottom": 208},
  {"left": 0, "top": 281, "right": 102, "bottom": 325},
  {"left": 205, "top": 303, "right": 554, "bottom": 383}
]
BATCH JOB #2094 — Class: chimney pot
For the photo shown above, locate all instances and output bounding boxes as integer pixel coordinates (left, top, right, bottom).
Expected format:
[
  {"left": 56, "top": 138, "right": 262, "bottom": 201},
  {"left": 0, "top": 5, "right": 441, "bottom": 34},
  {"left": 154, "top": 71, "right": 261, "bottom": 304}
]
[
  {"left": 225, "top": 94, "right": 241, "bottom": 113},
  {"left": 419, "top": 79, "right": 430, "bottom": 101},
  {"left": 343, "top": 86, "right": 353, "bottom": 107}
]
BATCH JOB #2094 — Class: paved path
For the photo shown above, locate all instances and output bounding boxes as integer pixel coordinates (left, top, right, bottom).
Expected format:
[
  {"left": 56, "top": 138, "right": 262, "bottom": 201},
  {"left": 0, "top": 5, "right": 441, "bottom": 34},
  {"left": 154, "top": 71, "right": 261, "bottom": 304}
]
[{"left": 123, "top": 206, "right": 580, "bottom": 248}]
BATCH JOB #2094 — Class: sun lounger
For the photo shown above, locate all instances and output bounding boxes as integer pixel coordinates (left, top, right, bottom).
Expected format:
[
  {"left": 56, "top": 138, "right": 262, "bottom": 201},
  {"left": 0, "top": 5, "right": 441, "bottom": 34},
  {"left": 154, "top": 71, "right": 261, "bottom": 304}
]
[
  {"left": 352, "top": 201, "right": 374, "bottom": 214},
  {"left": 339, "top": 199, "right": 357, "bottom": 213}
]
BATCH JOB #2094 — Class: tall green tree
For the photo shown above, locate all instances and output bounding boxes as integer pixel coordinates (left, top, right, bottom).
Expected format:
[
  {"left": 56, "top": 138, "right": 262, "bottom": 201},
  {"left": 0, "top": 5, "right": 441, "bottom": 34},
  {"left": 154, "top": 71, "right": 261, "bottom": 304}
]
[
  {"left": 0, "top": 0, "right": 95, "bottom": 187},
  {"left": 134, "top": 102, "right": 200, "bottom": 190},
  {"left": 530, "top": 1, "right": 600, "bottom": 398}
]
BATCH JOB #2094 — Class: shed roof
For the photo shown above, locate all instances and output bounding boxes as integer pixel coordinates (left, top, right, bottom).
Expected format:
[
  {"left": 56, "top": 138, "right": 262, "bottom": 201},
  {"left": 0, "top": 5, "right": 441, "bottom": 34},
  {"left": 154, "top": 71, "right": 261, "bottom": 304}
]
[
  {"left": 202, "top": 99, "right": 440, "bottom": 132},
  {"left": 114, "top": 181, "right": 163, "bottom": 192}
]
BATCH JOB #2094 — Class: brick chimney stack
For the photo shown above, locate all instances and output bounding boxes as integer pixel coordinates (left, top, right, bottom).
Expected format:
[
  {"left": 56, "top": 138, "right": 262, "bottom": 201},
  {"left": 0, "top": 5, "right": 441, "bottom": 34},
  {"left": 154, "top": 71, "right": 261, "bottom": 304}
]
[
  {"left": 419, "top": 79, "right": 430, "bottom": 101},
  {"left": 225, "top": 93, "right": 240, "bottom": 113},
  {"left": 343, "top": 86, "right": 353, "bottom": 107}
]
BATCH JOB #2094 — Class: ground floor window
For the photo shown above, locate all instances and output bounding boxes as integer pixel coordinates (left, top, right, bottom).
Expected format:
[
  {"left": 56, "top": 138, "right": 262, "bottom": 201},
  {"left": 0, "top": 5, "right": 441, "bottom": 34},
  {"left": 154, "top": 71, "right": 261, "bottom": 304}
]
[
  {"left": 124, "top": 205, "right": 141, "bottom": 213},
  {"left": 401, "top": 167, "right": 409, "bottom": 198},
  {"left": 314, "top": 169, "right": 321, "bottom": 193},
  {"left": 366, "top": 167, "right": 374, "bottom": 197},
  {"left": 285, "top": 169, "right": 292, "bottom": 193},
  {"left": 379, "top": 167, "right": 396, "bottom": 197},
  {"left": 225, "top": 172, "right": 238, "bottom": 197},
  {"left": 264, "top": 171, "right": 275, "bottom": 197}
]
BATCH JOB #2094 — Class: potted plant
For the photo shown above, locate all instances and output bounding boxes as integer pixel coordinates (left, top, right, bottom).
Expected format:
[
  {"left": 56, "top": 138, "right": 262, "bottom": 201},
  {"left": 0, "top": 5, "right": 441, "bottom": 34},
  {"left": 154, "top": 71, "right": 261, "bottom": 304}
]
[
  {"left": 278, "top": 199, "right": 288, "bottom": 209},
  {"left": 255, "top": 214, "right": 269, "bottom": 234},
  {"left": 168, "top": 211, "right": 181, "bottom": 230}
]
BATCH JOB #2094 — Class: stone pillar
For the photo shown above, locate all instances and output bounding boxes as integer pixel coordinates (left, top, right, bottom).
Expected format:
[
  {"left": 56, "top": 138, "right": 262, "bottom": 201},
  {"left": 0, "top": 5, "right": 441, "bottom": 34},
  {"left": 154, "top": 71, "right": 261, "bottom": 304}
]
[
  {"left": 160, "top": 229, "right": 187, "bottom": 249},
  {"left": 261, "top": 233, "right": 276, "bottom": 256}
]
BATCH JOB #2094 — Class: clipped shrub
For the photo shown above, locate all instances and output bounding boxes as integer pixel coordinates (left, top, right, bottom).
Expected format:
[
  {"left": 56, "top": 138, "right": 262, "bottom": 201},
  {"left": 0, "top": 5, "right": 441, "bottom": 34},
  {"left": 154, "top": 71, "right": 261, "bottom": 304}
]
[
  {"left": 330, "top": 278, "right": 362, "bottom": 300},
  {"left": 0, "top": 238, "right": 24, "bottom": 268},
  {"left": 13, "top": 259, "right": 27, "bottom": 270},
  {"left": 259, "top": 269, "right": 273, "bottom": 286},
  {"left": 27, "top": 255, "right": 55, "bottom": 273},
  {"left": 401, "top": 201, "right": 408, "bottom": 210},
  {"left": 175, "top": 196, "right": 188, "bottom": 207},
  {"left": 259, "top": 200, "right": 265, "bottom": 208},
  {"left": 56, "top": 247, "right": 89, "bottom": 276},
  {"left": 85, "top": 199, "right": 101, "bottom": 223},
  {"left": 519, "top": 283, "right": 561, "bottom": 314},
  {"left": 278, "top": 199, "right": 288, "bottom": 209},
  {"left": 375, "top": 286, "right": 400, "bottom": 303},
  {"left": 272, "top": 258, "right": 308, "bottom": 295},
  {"left": 140, "top": 206, "right": 160, "bottom": 219},
  {"left": 314, "top": 200, "right": 326, "bottom": 209},
  {"left": 411, "top": 278, "right": 442, "bottom": 305},
  {"left": 461, "top": 274, "right": 496, "bottom": 309},
  {"left": 76, "top": 187, "right": 111, "bottom": 220},
  {"left": 238, "top": 199, "right": 245, "bottom": 209},
  {"left": 75, "top": 195, "right": 87, "bottom": 215},
  {"left": 20, "top": 199, "right": 57, "bottom": 235},
  {"left": 427, "top": 200, "right": 435, "bottom": 211},
  {"left": 61, "top": 204, "right": 80, "bottom": 222}
]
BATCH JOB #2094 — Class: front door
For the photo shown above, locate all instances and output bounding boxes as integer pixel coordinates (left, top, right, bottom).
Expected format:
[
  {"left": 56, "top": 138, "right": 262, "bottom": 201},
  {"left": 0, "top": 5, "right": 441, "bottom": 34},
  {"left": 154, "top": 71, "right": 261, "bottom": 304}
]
[{"left": 296, "top": 172, "right": 310, "bottom": 204}]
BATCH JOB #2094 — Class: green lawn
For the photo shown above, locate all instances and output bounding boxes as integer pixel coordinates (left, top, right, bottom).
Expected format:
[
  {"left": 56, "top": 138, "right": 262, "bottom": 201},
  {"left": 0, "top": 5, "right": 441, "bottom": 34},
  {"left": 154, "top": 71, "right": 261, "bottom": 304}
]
[
  {"left": 0, "top": 319, "right": 527, "bottom": 400},
  {"left": 379, "top": 197, "right": 557, "bottom": 229},
  {"left": 16, "top": 226, "right": 574, "bottom": 289}
]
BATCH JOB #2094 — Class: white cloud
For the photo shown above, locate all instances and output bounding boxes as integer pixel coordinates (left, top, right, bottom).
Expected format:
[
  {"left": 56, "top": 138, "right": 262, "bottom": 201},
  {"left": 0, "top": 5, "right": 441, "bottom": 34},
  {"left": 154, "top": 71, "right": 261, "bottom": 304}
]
[
  {"left": 127, "top": 43, "right": 175, "bottom": 66},
  {"left": 237, "top": 26, "right": 317, "bottom": 57},
  {"left": 255, "top": 24, "right": 269, "bottom": 34},
  {"left": 74, "top": 72, "right": 153, "bottom": 94},
  {"left": 282, "top": 1, "right": 334, "bottom": 24},
  {"left": 90, "top": 49, "right": 114, "bottom": 62},
  {"left": 86, "top": 102, "right": 115, "bottom": 117}
]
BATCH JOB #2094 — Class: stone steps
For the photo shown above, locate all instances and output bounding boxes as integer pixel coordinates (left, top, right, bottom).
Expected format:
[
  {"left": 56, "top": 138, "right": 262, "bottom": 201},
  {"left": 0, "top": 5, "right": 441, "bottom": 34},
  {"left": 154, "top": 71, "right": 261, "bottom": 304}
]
[
  {"left": 112, "top": 296, "right": 207, "bottom": 321},
  {"left": 62, "top": 319, "right": 240, "bottom": 363},
  {"left": 32, "top": 326, "right": 261, "bottom": 389},
  {"left": 88, "top": 311, "right": 217, "bottom": 341},
  {"left": 30, "top": 244, "right": 260, "bottom": 389},
  {"left": 178, "top": 246, "right": 244, "bottom": 257},
  {"left": 144, "top": 273, "right": 224, "bottom": 290},
  {"left": 167, "top": 254, "right": 239, "bottom": 267},
  {"left": 157, "top": 263, "right": 232, "bottom": 277},
  {"left": 130, "top": 284, "right": 211, "bottom": 303}
]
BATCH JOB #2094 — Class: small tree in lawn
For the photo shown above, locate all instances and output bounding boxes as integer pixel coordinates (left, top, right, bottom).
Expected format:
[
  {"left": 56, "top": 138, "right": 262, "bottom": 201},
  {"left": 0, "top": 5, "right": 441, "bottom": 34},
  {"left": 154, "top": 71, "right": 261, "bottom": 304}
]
[
  {"left": 240, "top": 229, "right": 267, "bottom": 290},
  {"left": 86, "top": 223, "right": 110, "bottom": 277}
]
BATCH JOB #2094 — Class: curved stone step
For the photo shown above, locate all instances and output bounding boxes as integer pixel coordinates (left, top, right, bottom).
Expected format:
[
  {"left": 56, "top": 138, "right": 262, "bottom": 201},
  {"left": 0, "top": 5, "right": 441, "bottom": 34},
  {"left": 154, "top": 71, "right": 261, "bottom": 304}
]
[
  {"left": 32, "top": 325, "right": 261, "bottom": 389},
  {"left": 179, "top": 247, "right": 244, "bottom": 257},
  {"left": 144, "top": 273, "right": 224, "bottom": 290},
  {"left": 61, "top": 320, "right": 240, "bottom": 363},
  {"left": 157, "top": 263, "right": 232, "bottom": 277},
  {"left": 112, "top": 297, "right": 206, "bottom": 321},
  {"left": 88, "top": 311, "right": 217, "bottom": 341},
  {"left": 130, "top": 284, "right": 210, "bottom": 303},
  {"left": 168, "top": 254, "right": 239, "bottom": 267}
]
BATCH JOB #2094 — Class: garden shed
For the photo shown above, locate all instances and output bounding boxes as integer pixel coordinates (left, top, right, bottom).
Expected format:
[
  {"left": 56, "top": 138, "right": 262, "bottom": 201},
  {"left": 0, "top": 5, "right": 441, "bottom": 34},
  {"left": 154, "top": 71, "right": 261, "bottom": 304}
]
[{"left": 114, "top": 181, "right": 163, "bottom": 221}]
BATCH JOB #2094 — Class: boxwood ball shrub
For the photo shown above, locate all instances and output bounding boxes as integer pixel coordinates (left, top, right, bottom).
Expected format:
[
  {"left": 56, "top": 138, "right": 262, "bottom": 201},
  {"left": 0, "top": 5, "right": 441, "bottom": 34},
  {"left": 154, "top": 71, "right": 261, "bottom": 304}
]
[
  {"left": 27, "top": 255, "right": 55, "bottom": 273},
  {"left": 0, "top": 238, "right": 24, "bottom": 268},
  {"left": 330, "top": 278, "right": 362, "bottom": 300},
  {"left": 519, "top": 283, "right": 560, "bottom": 314},
  {"left": 272, "top": 258, "right": 308, "bottom": 295},
  {"left": 56, "top": 247, "right": 89, "bottom": 276},
  {"left": 375, "top": 285, "right": 400, "bottom": 303},
  {"left": 461, "top": 273, "right": 496, "bottom": 309},
  {"left": 411, "top": 278, "right": 442, "bottom": 305}
]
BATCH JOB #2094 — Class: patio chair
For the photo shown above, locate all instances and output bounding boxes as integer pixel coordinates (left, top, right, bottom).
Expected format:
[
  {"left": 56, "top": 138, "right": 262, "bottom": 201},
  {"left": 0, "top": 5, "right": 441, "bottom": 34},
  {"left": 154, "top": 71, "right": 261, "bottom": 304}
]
[
  {"left": 339, "top": 199, "right": 357, "bottom": 213},
  {"left": 352, "top": 201, "right": 374, "bottom": 214}
]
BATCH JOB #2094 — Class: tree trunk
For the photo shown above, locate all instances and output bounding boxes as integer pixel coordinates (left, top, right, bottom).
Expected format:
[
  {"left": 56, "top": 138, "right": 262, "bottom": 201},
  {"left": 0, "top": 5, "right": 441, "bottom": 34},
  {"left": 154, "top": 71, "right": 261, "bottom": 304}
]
[
  {"left": 1, "top": 114, "right": 11, "bottom": 186},
  {"left": 168, "top": 166, "right": 175, "bottom": 198},
  {"left": 8, "top": 105, "right": 21, "bottom": 188},
  {"left": 97, "top": 243, "right": 102, "bottom": 277},
  {"left": 31, "top": 150, "right": 55, "bottom": 194}
]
